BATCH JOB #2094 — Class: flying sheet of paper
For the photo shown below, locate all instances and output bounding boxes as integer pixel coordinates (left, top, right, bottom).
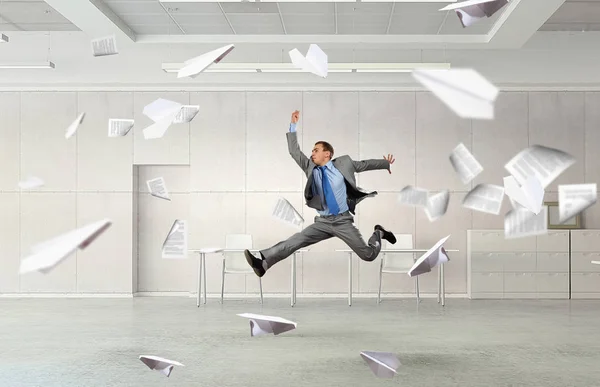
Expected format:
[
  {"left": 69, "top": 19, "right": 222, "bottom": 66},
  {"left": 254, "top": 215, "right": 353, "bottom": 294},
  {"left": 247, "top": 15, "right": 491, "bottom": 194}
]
[
  {"left": 143, "top": 108, "right": 181, "bottom": 140},
  {"left": 289, "top": 43, "right": 328, "bottom": 78},
  {"left": 398, "top": 185, "right": 429, "bottom": 207},
  {"left": 440, "top": 0, "right": 509, "bottom": 28},
  {"left": 237, "top": 313, "right": 297, "bottom": 337},
  {"left": 360, "top": 351, "right": 401, "bottom": 379},
  {"left": 272, "top": 197, "right": 304, "bottom": 229},
  {"left": 162, "top": 220, "right": 187, "bottom": 259},
  {"left": 449, "top": 143, "right": 483, "bottom": 184},
  {"left": 139, "top": 356, "right": 184, "bottom": 377},
  {"left": 505, "top": 145, "right": 576, "bottom": 189},
  {"left": 19, "top": 218, "right": 112, "bottom": 274},
  {"left": 173, "top": 105, "right": 200, "bottom": 124},
  {"left": 108, "top": 119, "right": 134, "bottom": 137},
  {"left": 408, "top": 235, "right": 451, "bottom": 277},
  {"left": 91, "top": 35, "right": 118, "bottom": 57},
  {"left": 178, "top": 44, "right": 235, "bottom": 79},
  {"left": 65, "top": 112, "right": 85, "bottom": 139},
  {"left": 462, "top": 184, "right": 504, "bottom": 215},
  {"left": 504, "top": 206, "right": 547, "bottom": 239},
  {"left": 425, "top": 190, "right": 450, "bottom": 222},
  {"left": 143, "top": 98, "right": 183, "bottom": 123},
  {"left": 412, "top": 68, "right": 499, "bottom": 120},
  {"left": 147, "top": 177, "right": 170, "bottom": 201},
  {"left": 18, "top": 176, "right": 44, "bottom": 189},
  {"left": 503, "top": 175, "right": 544, "bottom": 214},
  {"left": 558, "top": 184, "right": 597, "bottom": 224}
]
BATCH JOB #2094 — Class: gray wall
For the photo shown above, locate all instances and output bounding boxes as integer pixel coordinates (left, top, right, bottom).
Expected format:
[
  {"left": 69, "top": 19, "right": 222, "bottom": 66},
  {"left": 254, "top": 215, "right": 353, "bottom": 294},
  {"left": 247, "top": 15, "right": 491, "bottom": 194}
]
[{"left": 1, "top": 91, "right": 599, "bottom": 296}]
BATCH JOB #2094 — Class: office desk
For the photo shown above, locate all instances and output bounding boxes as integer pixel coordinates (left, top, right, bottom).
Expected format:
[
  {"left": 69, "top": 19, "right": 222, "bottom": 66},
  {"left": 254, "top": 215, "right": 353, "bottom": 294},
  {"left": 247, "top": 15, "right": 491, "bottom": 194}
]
[
  {"left": 335, "top": 249, "right": 459, "bottom": 306},
  {"left": 190, "top": 248, "right": 308, "bottom": 307}
]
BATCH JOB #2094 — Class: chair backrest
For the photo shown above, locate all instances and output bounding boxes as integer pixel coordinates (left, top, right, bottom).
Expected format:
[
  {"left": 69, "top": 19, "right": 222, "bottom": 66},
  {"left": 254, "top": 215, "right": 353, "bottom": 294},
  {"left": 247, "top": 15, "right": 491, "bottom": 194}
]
[
  {"left": 224, "top": 234, "right": 253, "bottom": 272},
  {"left": 381, "top": 234, "right": 415, "bottom": 272}
]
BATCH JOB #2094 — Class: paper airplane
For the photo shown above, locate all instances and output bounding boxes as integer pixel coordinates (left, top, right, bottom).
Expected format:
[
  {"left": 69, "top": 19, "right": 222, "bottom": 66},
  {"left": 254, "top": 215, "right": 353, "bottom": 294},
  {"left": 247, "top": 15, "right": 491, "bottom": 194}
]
[
  {"left": 178, "top": 44, "right": 235, "bottom": 79},
  {"left": 139, "top": 355, "right": 184, "bottom": 377},
  {"left": 18, "top": 176, "right": 44, "bottom": 189},
  {"left": 147, "top": 177, "right": 170, "bottom": 201},
  {"left": 503, "top": 175, "right": 544, "bottom": 214},
  {"left": 142, "top": 98, "right": 185, "bottom": 139},
  {"left": 360, "top": 351, "right": 401, "bottom": 378},
  {"left": 91, "top": 35, "right": 118, "bottom": 57},
  {"left": 19, "top": 218, "right": 112, "bottom": 274},
  {"left": 289, "top": 44, "right": 328, "bottom": 78},
  {"left": 440, "top": 0, "right": 509, "bottom": 28},
  {"left": 412, "top": 68, "right": 498, "bottom": 119},
  {"left": 65, "top": 112, "right": 85, "bottom": 139},
  {"left": 408, "top": 235, "right": 451, "bottom": 277},
  {"left": 143, "top": 109, "right": 181, "bottom": 140},
  {"left": 558, "top": 184, "right": 597, "bottom": 224},
  {"left": 237, "top": 313, "right": 297, "bottom": 337}
]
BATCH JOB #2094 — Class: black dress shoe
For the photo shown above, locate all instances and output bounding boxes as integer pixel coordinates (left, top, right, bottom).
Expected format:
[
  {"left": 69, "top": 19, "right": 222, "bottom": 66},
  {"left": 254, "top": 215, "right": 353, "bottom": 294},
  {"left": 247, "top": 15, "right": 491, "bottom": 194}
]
[
  {"left": 374, "top": 225, "right": 397, "bottom": 244},
  {"left": 244, "top": 249, "right": 266, "bottom": 277}
]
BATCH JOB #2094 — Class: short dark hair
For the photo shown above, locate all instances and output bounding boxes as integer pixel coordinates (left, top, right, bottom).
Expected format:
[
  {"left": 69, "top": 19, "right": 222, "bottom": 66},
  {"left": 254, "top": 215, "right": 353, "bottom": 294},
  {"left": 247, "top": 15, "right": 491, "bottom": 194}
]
[{"left": 315, "top": 141, "right": 334, "bottom": 159}]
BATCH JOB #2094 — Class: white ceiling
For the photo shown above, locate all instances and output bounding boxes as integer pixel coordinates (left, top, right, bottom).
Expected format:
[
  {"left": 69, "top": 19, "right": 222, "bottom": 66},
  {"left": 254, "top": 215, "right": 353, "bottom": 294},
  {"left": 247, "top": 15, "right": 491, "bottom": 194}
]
[
  {"left": 540, "top": 0, "right": 600, "bottom": 31},
  {"left": 101, "top": 0, "right": 498, "bottom": 35},
  {"left": 0, "top": 0, "right": 79, "bottom": 31}
]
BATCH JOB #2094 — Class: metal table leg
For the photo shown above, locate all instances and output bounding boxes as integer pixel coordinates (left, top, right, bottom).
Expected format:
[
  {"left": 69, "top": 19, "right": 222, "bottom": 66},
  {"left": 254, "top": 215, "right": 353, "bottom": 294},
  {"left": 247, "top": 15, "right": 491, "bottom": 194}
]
[
  {"left": 437, "top": 264, "right": 441, "bottom": 304},
  {"left": 202, "top": 254, "right": 207, "bottom": 304},
  {"left": 348, "top": 252, "right": 353, "bottom": 306},
  {"left": 442, "top": 263, "right": 446, "bottom": 307},
  {"left": 291, "top": 254, "right": 296, "bottom": 307},
  {"left": 197, "top": 253, "right": 203, "bottom": 307}
]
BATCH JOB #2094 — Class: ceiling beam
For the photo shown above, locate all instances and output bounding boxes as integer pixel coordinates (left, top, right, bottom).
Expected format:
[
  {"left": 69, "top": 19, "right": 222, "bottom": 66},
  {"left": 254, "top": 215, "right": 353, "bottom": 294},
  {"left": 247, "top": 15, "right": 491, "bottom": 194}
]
[
  {"left": 43, "top": 0, "right": 136, "bottom": 42},
  {"left": 485, "top": 0, "right": 566, "bottom": 48}
]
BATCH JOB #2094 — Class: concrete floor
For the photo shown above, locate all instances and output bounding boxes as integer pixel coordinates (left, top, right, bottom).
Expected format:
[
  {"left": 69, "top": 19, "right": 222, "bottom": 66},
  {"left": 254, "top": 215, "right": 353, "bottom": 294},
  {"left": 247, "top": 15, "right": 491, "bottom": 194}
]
[{"left": 2, "top": 298, "right": 600, "bottom": 387}]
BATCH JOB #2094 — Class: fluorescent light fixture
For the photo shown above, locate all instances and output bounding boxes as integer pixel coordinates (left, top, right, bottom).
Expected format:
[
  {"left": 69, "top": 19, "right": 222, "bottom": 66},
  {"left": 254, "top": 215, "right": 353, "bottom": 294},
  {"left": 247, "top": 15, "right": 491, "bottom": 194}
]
[
  {"left": 0, "top": 61, "right": 55, "bottom": 69},
  {"left": 0, "top": 34, "right": 8, "bottom": 43},
  {"left": 162, "top": 62, "right": 450, "bottom": 74},
  {"left": 159, "top": 0, "right": 455, "bottom": 2}
]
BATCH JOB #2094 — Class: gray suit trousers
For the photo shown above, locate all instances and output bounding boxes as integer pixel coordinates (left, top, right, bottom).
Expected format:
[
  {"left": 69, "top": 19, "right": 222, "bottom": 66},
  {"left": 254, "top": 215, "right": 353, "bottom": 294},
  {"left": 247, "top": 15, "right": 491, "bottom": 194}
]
[{"left": 260, "top": 211, "right": 382, "bottom": 269}]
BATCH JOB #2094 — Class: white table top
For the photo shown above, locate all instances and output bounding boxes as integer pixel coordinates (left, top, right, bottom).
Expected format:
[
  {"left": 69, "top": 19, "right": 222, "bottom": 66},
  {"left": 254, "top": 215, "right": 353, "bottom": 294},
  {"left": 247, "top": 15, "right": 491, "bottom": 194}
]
[
  {"left": 189, "top": 248, "right": 309, "bottom": 253},
  {"left": 592, "top": 261, "right": 600, "bottom": 265},
  {"left": 335, "top": 249, "right": 459, "bottom": 253}
]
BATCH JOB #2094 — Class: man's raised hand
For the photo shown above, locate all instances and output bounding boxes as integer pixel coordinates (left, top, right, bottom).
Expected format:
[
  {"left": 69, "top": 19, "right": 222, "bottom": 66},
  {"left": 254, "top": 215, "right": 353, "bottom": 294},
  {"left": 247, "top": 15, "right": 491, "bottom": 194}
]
[
  {"left": 291, "top": 110, "right": 300, "bottom": 124},
  {"left": 383, "top": 154, "right": 395, "bottom": 174}
]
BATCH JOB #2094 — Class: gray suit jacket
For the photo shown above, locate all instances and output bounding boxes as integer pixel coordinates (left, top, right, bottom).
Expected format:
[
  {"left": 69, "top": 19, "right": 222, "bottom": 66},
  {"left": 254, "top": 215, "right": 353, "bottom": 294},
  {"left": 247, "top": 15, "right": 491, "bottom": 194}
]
[{"left": 287, "top": 131, "right": 390, "bottom": 215}]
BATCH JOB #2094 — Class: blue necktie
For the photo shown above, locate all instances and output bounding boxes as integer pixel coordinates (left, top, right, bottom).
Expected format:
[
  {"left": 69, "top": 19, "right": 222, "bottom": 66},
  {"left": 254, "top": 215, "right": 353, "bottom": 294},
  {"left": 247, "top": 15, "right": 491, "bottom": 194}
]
[{"left": 319, "top": 166, "right": 340, "bottom": 215}]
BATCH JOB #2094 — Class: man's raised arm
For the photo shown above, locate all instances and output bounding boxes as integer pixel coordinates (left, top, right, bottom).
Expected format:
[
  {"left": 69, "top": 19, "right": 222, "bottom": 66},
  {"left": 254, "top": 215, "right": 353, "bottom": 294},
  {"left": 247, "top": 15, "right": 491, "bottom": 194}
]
[{"left": 286, "top": 110, "right": 310, "bottom": 171}]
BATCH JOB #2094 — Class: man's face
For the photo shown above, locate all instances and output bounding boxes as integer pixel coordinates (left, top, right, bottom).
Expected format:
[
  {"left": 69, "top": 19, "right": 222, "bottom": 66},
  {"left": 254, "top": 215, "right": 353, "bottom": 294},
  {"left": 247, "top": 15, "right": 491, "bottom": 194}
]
[{"left": 311, "top": 144, "right": 330, "bottom": 166}]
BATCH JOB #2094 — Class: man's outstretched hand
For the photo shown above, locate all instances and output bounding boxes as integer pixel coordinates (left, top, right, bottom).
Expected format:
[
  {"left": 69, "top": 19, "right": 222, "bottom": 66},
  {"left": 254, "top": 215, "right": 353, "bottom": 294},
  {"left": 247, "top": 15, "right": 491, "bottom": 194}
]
[
  {"left": 291, "top": 110, "right": 300, "bottom": 124},
  {"left": 384, "top": 154, "right": 395, "bottom": 174}
]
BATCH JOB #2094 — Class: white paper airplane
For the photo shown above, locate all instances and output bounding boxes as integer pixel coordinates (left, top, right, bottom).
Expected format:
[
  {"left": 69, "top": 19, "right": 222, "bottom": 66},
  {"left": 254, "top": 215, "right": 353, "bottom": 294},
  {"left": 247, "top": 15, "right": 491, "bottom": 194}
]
[
  {"left": 440, "top": 0, "right": 509, "bottom": 28},
  {"left": 143, "top": 98, "right": 183, "bottom": 123},
  {"left": 408, "top": 235, "right": 451, "bottom": 277},
  {"left": 18, "top": 176, "right": 44, "bottom": 189},
  {"left": 178, "top": 44, "right": 235, "bottom": 79},
  {"left": 65, "top": 112, "right": 85, "bottom": 139},
  {"left": 558, "top": 184, "right": 597, "bottom": 224},
  {"left": 237, "top": 313, "right": 297, "bottom": 337},
  {"left": 19, "top": 219, "right": 112, "bottom": 274},
  {"left": 289, "top": 44, "right": 328, "bottom": 78},
  {"left": 360, "top": 351, "right": 401, "bottom": 378},
  {"left": 412, "top": 68, "right": 499, "bottom": 120},
  {"left": 139, "top": 355, "right": 184, "bottom": 377},
  {"left": 503, "top": 175, "right": 544, "bottom": 215},
  {"left": 143, "top": 109, "right": 181, "bottom": 140}
]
